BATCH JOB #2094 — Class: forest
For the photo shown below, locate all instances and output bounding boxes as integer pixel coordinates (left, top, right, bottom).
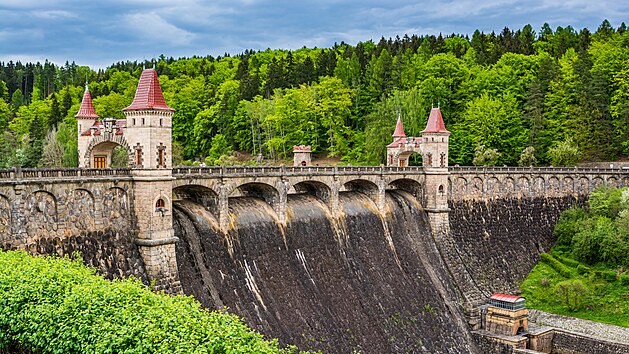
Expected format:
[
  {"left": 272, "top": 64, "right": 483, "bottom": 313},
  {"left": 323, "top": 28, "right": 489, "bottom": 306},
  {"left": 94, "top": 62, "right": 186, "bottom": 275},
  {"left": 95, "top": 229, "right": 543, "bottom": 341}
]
[{"left": 0, "top": 20, "right": 628, "bottom": 168}]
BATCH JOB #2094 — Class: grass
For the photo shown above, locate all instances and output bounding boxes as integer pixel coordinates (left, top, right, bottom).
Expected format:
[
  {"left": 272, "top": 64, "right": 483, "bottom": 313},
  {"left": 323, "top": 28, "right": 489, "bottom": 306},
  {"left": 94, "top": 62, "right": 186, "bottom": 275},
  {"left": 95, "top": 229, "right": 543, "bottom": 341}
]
[{"left": 519, "top": 248, "right": 629, "bottom": 327}]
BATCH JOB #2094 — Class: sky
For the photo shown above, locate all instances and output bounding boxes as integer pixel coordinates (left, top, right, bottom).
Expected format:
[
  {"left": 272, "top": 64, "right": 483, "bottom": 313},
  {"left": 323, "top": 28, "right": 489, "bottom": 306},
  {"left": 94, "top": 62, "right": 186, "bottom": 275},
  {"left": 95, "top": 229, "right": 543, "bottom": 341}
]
[{"left": 0, "top": 0, "right": 628, "bottom": 68}]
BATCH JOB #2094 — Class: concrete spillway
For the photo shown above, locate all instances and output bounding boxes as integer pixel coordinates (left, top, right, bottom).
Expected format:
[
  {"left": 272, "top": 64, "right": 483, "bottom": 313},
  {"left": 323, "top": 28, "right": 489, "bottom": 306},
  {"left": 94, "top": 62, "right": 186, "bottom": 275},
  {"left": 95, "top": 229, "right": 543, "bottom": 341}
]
[{"left": 173, "top": 191, "right": 476, "bottom": 353}]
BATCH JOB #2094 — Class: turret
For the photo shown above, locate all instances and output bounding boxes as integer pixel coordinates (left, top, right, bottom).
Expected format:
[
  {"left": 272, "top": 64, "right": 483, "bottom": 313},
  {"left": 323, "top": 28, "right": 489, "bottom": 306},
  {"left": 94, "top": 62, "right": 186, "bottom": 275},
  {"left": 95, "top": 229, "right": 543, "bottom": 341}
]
[
  {"left": 75, "top": 83, "right": 99, "bottom": 167},
  {"left": 123, "top": 68, "right": 174, "bottom": 169},
  {"left": 420, "top": 107, "right": 450, "bottom": 169}
]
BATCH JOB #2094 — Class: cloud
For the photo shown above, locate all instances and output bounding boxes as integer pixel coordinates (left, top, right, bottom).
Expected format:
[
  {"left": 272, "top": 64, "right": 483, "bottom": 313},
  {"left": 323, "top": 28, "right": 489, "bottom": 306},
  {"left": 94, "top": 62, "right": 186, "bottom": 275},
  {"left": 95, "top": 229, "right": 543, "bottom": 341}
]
[
  {"left": 121, "top": 12, "right": 196, "bottom": 46},
  {"left": 31, "top": 10, "right": 76, "bottom": 19}
]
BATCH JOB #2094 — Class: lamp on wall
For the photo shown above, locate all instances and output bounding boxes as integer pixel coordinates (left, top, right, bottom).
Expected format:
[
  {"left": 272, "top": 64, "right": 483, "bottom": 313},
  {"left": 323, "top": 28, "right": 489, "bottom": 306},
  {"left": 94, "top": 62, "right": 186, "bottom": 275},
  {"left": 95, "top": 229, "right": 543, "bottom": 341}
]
[{"left": 155, "top": 206, "right": 168, "bottom": 217}]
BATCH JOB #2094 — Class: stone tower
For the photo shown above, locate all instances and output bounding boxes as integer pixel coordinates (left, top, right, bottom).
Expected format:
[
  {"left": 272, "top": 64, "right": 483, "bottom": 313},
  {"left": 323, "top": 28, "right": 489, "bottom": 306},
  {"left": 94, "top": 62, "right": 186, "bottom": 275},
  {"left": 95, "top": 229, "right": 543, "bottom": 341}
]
[
  {"left": 123, "top": 68, "right": 180, "bottom": 293},
  {"left": 421, "top": 107, "right": 450, "bottom": 219},
  {"left": 293, "top": 145, "right": 312, "bottom": 166},
  {"left": 75, "top": 84, "right": 100, "bottom": 168}
]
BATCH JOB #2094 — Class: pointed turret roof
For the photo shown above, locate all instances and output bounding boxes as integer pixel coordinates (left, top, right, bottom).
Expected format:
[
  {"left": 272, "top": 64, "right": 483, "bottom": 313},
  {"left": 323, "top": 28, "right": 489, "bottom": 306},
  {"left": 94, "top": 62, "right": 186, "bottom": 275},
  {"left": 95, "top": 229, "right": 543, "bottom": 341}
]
[
  {"left": 123, "top": 68, "right": 174, "bottom": 111},
  {"left": 392, "top": 116, "right": 406, "bottom": 138},
  {"left": 421, "top": 107, "right": 450, "bottom": 134},
  {"left": 75, "top": 84, "right": 99, "bottom": 119}
]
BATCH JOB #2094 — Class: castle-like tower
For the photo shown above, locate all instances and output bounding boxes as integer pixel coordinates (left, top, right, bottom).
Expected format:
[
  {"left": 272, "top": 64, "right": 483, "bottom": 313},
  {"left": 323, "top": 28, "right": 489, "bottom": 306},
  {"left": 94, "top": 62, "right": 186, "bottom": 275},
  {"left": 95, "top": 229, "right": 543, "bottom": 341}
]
[
  {"left": 386, "top": 107, "right": 450, "bottom": 169},
  {"left": 75, "top": 69, "right": 179, "bottom": 292},
  {"left": 123, "top": 69, "right": 179, "bottom": 292},
  {"left": 386, "top": 108, "right": 450, "bottom": 222}
]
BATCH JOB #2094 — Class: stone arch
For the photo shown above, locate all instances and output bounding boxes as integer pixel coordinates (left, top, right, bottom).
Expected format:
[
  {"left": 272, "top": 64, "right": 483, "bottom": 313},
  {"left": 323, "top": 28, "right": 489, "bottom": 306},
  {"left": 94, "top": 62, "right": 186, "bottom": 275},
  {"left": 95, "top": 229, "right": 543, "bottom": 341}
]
[
  {"left": 471, "top": 177, "right": 483, "bottom": 197},
  {"left": 578, "top": 177, "right": 590, "bottom": 194},
  {"left": 562, "top": 177, "right": 574, "bottom": 194},
  {"left": 607, "top": 177, "right": 619, "bottom": 188},
  {"left": 0, "top": 194, "right": 10, "bottom": 236},
  {"left": 503, "top": 177, "right": 515, "bottom": 196},
  {"left": 518, "top": 177, "right": 531, "bottom": 197},
  {"left": 231, "top": 182, "right": 280, "bottom": 212},
  {"left": 83, "top": 134, "right": 132, "bottom": 168},
  {"left": 388, "top": 178, "right": 423, "bottom": 204},
  {"left": 593, "top": 177, "right": 604, "bottom": 189},
  {"left": 342, "top": 179, "right": 380, "bottom": 206},
  {"left": 343, "top": 179, "right": 379, "bottom": 195},
  {"left": 453, "top": 176, "right": 467, "bottom": 196},
  {"left": 173, "top": 185, "right": 219, "bottom": 214},
  {"left": 292, "top": 180, "right": 332, "bottom": 206},
  {"left": 397, "top": 150, "right": 423, "bottom": 167},
  {"left": 24, "top": 190, "right": 58, "bottom": 237},
  {"left": 486, "top": 177, "right": 501, "bottom": 197},
  {"left": 102, "top": 187, "right": 128, "bottom": 222},
  {"left": 65, "top": 188, "right": 96, "bottom": 229}
]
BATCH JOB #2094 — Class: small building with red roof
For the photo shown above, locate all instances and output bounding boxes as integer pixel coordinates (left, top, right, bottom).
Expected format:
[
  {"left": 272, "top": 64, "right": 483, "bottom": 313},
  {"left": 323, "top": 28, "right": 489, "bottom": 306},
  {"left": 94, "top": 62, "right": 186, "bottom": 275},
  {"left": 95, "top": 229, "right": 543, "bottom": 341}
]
[
  {"left": 485, "top": 292, "right": 529, "bottom": 336},
  {"left": 76, "top": 68, "right": 174, "bottom": 169},
  {"left": 386, "top": 107, "right": 450, "bottom": 168}
]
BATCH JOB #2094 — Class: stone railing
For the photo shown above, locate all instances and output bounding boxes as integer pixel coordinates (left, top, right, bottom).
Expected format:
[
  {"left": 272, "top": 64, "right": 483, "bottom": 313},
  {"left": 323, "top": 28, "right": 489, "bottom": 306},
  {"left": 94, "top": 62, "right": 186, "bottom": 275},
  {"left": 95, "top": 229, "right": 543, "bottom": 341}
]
[
  {"left": 449, "top": 166, "right": 629, "bottom": 174},
  {"left": 0, "top": 167, "right": 133, "bottom": 181},
  {"left": 172, "top": 165, "right": 424, "bottom": 178}
]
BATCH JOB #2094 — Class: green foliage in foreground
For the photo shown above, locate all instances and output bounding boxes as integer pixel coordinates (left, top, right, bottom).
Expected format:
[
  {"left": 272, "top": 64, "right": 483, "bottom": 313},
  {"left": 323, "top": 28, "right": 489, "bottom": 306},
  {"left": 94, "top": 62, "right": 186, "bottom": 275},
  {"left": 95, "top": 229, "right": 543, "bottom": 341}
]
[
  {"left": 0, "top": 250, "right": 296, "bottom": 354},
  {"left": 520, "top": 186, "right": 629, "bottom": 327}
]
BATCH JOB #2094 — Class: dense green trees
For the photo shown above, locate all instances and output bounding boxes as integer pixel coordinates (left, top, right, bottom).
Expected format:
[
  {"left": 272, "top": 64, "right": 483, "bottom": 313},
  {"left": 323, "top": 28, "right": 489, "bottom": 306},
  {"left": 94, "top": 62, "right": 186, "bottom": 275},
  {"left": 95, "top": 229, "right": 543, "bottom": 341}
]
[
  {"left": 1, "top": 20, "right": 629, "bottom": 167},
  {"left": 554, "top": 186, "right": 629, "bottom": 267}
]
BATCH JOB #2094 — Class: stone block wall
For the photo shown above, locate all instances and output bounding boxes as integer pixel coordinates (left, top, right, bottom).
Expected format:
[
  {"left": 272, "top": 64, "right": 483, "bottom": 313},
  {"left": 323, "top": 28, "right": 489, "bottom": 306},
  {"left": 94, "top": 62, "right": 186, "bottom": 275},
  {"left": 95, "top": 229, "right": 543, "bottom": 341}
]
[{"left": 0, "top": 177, "right": 146, "bottom": 281}]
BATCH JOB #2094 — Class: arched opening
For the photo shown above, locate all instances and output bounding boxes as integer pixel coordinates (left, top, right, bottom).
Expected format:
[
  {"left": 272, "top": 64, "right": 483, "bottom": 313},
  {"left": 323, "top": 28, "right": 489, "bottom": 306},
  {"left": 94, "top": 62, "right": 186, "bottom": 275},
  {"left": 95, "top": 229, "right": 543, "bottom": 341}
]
[
  {"left": 292, "top": 180, "right": 332, "bottom": 205},
  {"left": 111, "top": 145, "right": 129, "bottom": 167},
  {"left": 173, "top": 185, "right": 219, "bottom": 214},
  {"left": 388, "top": 178, "right": 423, "bottom": 198},
  {"left": 343, "top": 179, "right": 378, "bottom": 196},
  {"left": 231, "top": 182, "right": 280, "bottom": 211},
  {"left": 397, "top": 151, "right": 423, "bottom": 167},
  {"left": 88, "top": 141, "right": 130, "bottom": 168}
]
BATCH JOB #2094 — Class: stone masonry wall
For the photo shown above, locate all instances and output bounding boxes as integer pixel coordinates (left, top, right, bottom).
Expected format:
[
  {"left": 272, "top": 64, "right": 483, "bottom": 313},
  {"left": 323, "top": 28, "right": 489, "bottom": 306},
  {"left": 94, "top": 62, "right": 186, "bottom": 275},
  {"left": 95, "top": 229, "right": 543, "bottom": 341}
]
[{"left": 0, "top": 177, "right": 146, "bottom": 281}]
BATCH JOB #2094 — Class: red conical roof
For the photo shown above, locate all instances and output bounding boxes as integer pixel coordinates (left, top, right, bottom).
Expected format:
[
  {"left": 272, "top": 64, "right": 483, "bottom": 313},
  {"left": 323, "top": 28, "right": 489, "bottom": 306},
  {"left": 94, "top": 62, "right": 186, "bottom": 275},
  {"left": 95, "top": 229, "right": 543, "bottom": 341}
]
[
  {"left": 75, "top": 85, "right": 99, "bottom": 119},
  {"left": 392, "top": 116, "right": 406, "bottom": 138},
  {"left": 123, "top": 68, "right": 174, "bottom": 111},
  {"left": 421, "top": 107, "right": 450, "bottom": 134}
]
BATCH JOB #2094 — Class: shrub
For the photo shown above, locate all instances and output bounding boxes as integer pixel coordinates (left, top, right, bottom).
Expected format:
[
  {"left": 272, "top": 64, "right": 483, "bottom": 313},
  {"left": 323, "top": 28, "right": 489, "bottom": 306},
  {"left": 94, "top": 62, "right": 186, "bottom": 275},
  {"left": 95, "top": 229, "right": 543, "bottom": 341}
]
[
  {"left": 540, "top": 253, "right": 572, "bottom": 278},
  {"left": 576, "top": 264, "right": 591, "bottom": 275},
  {"left": 540, "top": 278, "right": 550, "bottom": 287},
  {"left": 589, "top": 186, "right": 625, "bottom": 219},
  {"left": 620, "top": 274, "right": 629, "bottom": 286},
  {"left": 0, "top": 250, "right": 292, "bottom": 354},
  {"left": 548, "top": 137, "right": 579, "bottom": 166},
  {"left": 555, "top": 279, "right": 588, "bottom": 311},
  {"left": 601, "top": 270, "right": 618, "bottom": 282},
  {"left": 553, "top": 207, "right": 586, "bottom": 246}
]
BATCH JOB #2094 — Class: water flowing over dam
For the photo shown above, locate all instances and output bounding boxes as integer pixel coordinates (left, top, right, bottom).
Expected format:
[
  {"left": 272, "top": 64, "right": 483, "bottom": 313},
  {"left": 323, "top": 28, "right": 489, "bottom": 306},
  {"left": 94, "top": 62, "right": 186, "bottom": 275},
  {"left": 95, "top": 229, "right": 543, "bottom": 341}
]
[{"left": 173, "top": 190, "right": 475, "bottom": 353}]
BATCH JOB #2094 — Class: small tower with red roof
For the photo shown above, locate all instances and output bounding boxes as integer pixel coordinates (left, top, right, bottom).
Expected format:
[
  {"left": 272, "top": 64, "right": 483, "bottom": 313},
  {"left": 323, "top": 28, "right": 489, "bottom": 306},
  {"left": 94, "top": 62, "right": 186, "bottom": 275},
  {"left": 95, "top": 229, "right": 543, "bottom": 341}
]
[
  {"left": 76, "top": 83, "right": 100, "bottom": 167},
  {"left": 123, "top": 68, "right": 175, "bottom": 170},
  {"left": 123, "top": 68, "right": 180, "bottom": 293},
  {"left": 421, "top": 107, "right": 450, "bottom": 169}
]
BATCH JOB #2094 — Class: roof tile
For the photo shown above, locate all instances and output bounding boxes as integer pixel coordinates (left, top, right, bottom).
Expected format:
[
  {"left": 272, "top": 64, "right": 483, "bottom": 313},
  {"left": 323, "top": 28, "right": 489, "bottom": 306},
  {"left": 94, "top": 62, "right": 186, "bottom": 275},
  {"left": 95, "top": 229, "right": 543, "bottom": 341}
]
[{"left": 123, "top": 69, "right": 174, "bottom": 111}]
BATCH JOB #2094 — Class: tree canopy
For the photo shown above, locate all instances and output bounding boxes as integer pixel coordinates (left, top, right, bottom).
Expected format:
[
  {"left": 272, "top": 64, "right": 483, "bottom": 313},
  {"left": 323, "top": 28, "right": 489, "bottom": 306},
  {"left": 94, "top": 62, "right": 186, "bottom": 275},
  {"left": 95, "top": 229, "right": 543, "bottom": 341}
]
[{"left": 1, "top": 20, "right": 628, "bottom": 167}]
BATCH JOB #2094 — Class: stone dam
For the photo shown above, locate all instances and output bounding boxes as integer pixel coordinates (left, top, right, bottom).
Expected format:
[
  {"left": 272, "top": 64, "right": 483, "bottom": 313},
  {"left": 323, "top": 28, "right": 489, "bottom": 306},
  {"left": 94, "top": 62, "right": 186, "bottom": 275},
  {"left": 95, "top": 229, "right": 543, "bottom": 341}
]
[{"left": 1, "top": 165, "right": 629, "bottom": 353}]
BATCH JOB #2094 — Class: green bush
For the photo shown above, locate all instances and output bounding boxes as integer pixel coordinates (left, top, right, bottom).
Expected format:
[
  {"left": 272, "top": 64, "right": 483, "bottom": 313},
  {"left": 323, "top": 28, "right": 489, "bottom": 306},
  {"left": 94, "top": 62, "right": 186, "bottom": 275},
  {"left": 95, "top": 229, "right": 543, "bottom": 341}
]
[
  {"left": 0, "top": 250, "right": 293, "bottom": 354},
  {"left": 576, "top": 264, "right": 591, "bottom": 275},
  {"left": 540, "top": 253, "right": 572, "bottom": 278},
  {"left": 555, "top": 279, "right": 588, "bottom": 311},
  {"left": 620, "top": 274, "right": 629, "bottom": 286},
  {"left": 555, "top": 254, "right": 581, "bottom": 268},
  {"left": 553, "top": 207, "right": 586, "bottom": 246},
  {"left": 600, "top": 270, "right": 618, "bottom": 282}
]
